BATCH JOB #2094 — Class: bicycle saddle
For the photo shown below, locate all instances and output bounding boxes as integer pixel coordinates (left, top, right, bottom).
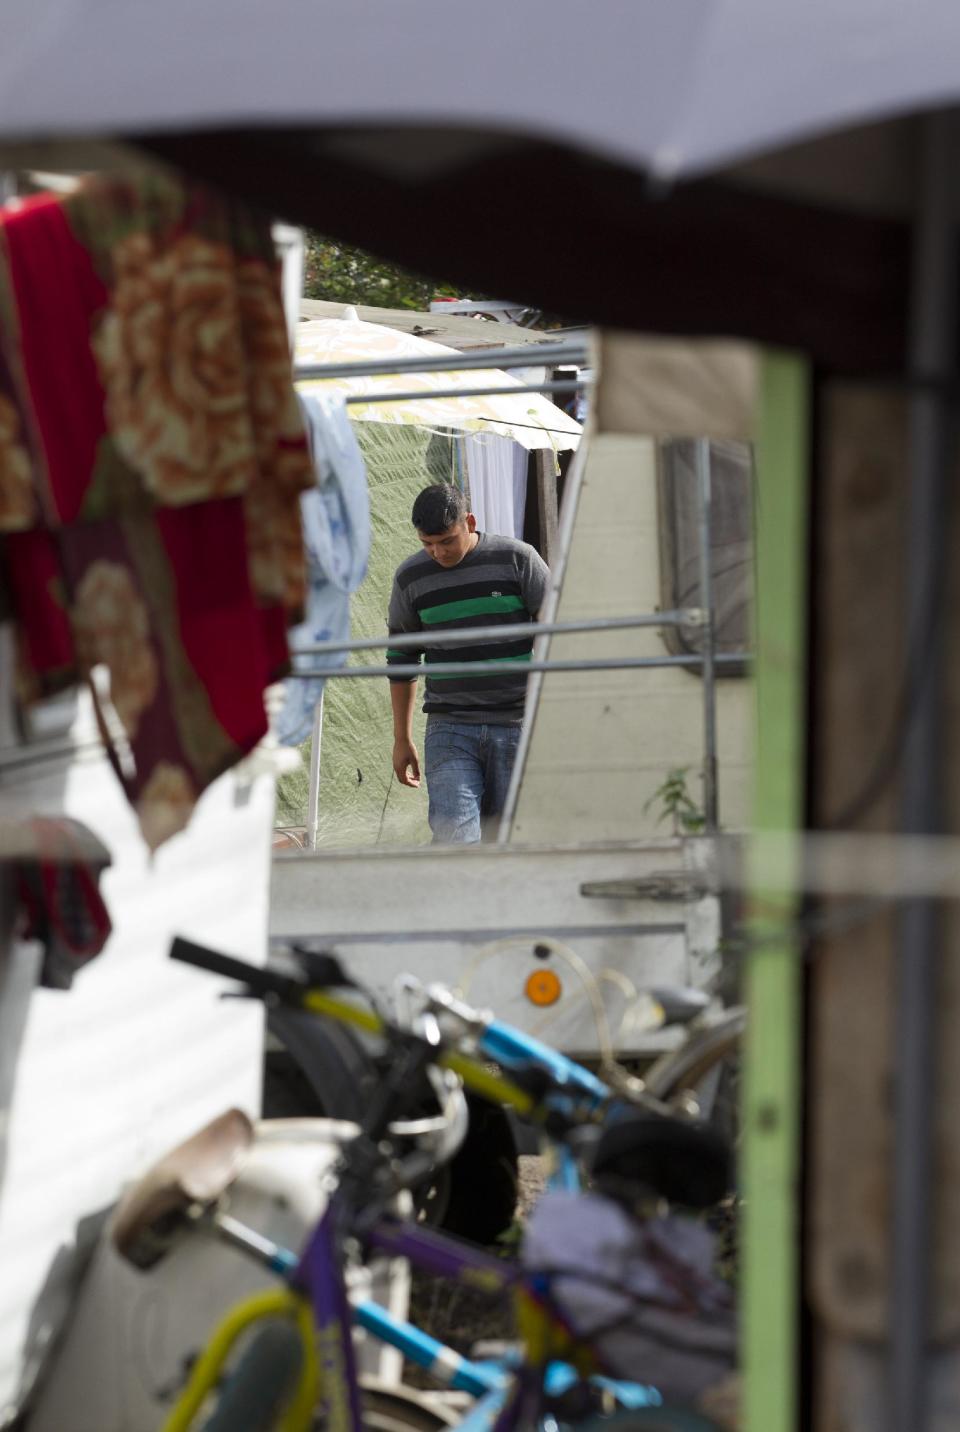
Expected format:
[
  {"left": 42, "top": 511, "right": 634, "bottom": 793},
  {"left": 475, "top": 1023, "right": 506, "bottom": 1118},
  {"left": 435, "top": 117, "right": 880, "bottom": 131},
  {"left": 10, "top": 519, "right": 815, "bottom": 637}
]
[
  {"left": 111, "top": 1108, "right": 254, "bottom": 1269},
  {"left": 648, "top": 986, "right": 711, "bottom": 1027},
  {"left": 591, "top": 1112, "right": 731, "bottom": 1210}
]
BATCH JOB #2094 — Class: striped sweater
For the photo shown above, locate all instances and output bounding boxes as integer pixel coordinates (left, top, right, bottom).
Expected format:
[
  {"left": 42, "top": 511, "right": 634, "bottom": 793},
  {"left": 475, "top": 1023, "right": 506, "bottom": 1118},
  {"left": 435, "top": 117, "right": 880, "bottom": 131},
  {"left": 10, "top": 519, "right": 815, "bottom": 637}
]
[{"left": 386, "top": 532, "right": 550, "bottom": 722}]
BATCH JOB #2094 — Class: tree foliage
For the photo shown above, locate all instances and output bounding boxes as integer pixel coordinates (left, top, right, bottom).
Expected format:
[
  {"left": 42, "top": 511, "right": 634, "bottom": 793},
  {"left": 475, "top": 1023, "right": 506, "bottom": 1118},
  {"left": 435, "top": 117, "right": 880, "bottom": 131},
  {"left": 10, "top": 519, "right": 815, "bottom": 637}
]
[{"left": 304, "top": 231, "right": 458, "bottom": 311}]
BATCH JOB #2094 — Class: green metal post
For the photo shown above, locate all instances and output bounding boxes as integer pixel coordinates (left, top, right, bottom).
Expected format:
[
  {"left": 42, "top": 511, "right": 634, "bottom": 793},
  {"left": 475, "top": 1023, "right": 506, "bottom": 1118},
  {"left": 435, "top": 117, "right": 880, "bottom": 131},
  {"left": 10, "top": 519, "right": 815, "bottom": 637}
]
[{"left": 743, "top": 351, "right": 810, "bottom": 1432}]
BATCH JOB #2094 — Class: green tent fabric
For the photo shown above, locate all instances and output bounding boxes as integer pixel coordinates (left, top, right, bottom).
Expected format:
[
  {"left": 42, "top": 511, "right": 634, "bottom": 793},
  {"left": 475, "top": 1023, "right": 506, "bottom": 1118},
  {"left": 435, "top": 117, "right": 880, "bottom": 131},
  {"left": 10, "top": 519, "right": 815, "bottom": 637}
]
[{"left": 276, "top": 422, "right": 457, "bottom": 847}]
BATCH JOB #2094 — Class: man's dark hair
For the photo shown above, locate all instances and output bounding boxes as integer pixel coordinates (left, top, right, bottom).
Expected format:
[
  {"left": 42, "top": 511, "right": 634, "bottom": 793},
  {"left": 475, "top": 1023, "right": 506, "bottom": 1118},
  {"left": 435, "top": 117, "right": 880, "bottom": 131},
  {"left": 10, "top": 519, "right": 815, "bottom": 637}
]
[{"left": 411, "top": 484, "right": 468, "bottom": 535}]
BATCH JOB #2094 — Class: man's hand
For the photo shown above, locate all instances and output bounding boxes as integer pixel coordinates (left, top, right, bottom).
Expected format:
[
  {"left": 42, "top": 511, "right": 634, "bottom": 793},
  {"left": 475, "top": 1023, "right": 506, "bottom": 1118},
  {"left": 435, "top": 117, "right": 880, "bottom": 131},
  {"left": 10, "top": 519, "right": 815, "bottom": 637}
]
[
  {"left": 393, "top": 738, "right": 421, "bottom": 788},
  {"left": 389, "top": 674, "right": 420, "bottom": 787}
]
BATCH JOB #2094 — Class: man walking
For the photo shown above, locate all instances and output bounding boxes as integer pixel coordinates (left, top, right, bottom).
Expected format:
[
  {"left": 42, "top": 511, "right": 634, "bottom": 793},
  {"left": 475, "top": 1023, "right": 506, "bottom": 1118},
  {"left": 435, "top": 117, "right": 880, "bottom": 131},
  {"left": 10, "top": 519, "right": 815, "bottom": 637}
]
[{"left": 387, "top": 484, "right": 549, "bottom": 843}]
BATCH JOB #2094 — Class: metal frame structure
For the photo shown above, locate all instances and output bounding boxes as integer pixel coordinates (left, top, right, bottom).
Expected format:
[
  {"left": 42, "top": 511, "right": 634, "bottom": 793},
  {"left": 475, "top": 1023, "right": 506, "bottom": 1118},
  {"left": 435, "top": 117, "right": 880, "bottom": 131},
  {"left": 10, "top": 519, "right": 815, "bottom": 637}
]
[
  {"left": 742, "top": 351, "right": 810, "bottom": 1432},
  {"left": 343, "top": 378, "right": 587, "bottom": 405},
  {"left": 695, "top": 438, "right": 719, "bottom": 829},
  {"left": 295, "top": 609, "right": 705, "bottom": 656},
  {"left": 289, "top": 651, "right": 746, "bottom": 682},
  {"left": 290, "top": 593, "right": 735, "bottom": 851},
  {"left": 297, "top": 342, "right": 592, "bottom": 412},
  {"left": 890, "top": 112, "right": 959, "bottom": 1432},
  {"left": 294, "top": 340, "right": 589, "bottom": 381}
]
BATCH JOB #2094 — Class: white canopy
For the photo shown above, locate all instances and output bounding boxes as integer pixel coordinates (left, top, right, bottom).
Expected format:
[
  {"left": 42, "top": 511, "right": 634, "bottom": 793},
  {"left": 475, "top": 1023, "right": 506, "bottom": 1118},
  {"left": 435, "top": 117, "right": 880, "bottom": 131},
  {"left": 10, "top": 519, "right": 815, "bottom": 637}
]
[
  {"left": 3, "top": 1, "right": 960, "bottom": 182},
  {"left": 295, "top": 314, "right": 581, "bottom": 452}
]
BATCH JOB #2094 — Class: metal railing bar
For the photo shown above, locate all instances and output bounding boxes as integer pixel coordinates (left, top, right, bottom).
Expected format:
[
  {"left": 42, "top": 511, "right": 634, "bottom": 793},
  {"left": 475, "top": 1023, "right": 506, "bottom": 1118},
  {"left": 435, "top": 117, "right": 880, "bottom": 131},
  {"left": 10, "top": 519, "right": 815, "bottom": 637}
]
[
  {"left": 305, "top": 689, "right": 324, "bottom": 851},
  {"left": 295, "top": 610, "right": 705, "bottom": 658},
  {"left": 286, "top": 652, "right": 752, "bottom": 680},
  {"left": 340, "top": 378, "right": 588, "bottom": 406},
  {"left": 294, "top": 340, "right": 588, "bottom": 381},
  {"left": 0, "top": 733, "right": 103, "bottom": 774},
  {"left": 695, "top": 438, "right": 719, "bottom": 832}
]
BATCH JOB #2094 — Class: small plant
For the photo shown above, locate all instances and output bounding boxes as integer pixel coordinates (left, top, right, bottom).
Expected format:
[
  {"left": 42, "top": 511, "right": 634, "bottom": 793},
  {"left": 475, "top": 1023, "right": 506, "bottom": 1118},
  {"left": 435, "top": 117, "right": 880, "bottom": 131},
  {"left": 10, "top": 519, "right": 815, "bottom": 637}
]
[{"left": 643, "top": 766, "right": 706, "bottom": 836}]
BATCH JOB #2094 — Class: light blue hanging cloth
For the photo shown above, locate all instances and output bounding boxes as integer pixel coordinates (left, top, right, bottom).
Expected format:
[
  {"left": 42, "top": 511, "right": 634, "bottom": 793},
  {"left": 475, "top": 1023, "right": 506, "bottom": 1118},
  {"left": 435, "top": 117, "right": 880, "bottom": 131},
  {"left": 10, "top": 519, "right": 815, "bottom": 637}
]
[{"left": 276, "top": 393, "right": 371, "bottom": 746}]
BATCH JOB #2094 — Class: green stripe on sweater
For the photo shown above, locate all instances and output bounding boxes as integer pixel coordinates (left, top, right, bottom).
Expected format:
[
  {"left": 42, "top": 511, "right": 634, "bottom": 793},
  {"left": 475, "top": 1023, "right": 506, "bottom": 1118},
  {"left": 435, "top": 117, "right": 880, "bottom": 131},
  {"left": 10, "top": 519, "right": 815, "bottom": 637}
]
[{"left": 420, "top": 593, "right": 525, "bottom": 625}]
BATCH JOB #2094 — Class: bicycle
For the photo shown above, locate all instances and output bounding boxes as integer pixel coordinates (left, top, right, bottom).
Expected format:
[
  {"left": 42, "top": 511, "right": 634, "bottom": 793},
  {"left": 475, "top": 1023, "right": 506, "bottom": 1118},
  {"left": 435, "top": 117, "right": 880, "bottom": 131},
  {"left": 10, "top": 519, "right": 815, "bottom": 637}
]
[{"left": 112, "top": 938, "right": 737, "bottom": 1431}]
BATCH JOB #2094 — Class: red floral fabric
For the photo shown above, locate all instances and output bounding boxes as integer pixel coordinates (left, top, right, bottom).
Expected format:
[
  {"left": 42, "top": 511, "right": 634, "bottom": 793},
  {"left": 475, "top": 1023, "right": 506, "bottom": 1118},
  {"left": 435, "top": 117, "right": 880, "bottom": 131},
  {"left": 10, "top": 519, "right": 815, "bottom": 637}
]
[{"left": 0, "top": 173, "right": 312, "bottom": 848}]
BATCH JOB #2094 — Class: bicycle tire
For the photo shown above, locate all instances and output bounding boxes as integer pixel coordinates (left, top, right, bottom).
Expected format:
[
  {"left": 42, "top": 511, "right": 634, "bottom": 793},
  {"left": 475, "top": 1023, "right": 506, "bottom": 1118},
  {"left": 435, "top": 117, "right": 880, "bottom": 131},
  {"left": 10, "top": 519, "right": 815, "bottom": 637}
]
[
  {"left": 198, "top": 1319, "right": 303, "bottom": 1432},
  {"left": 642, "top": 1009, "right": 745, "bottom": 1112},
  {"left": 266, "top": 1012, "right": 519, "bottom": 1242},
  {"left": 314, "top": 1383, "right": 457, "bottom": 1430},
  {"left": 563, "top": 1411, "right": 725, "bottom": 1431},
  {"left": 263, "top": 1006, "right": 375, "bottom": 1121},
  {"left": 438, "top": 1094, "right": 519, "bottom": 1244},
  {"left": 200, "top": 1326, "right": 455, "bottom": 1432},
  {"left": 642, "top": 1008, "right": 744, "bottom": 1274}
]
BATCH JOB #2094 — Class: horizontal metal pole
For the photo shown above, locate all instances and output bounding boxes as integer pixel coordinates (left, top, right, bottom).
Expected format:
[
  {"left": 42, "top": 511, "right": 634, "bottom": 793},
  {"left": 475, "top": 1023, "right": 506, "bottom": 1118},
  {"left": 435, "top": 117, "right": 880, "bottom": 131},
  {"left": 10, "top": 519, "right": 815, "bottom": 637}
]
[
  {"left": 740, "top": 829, "right": 960, "bottom": 902},
  {"left": 295, "top": 609, "right": 704, "bottom": 658},
  {"left": 0, "top": 732, "right": 102, "bottom": 774},
  {"left": 2, "top": 652, "right": 749, "bottom": 777},
  {"left": 340, "top": 378, "right": 587, "bottom": 406},
  {"left": 287, "top": 652, "right": 751, "bottom": 680},
  {"left": 295, "top": 340, "right": 588, "bottom": 381}
]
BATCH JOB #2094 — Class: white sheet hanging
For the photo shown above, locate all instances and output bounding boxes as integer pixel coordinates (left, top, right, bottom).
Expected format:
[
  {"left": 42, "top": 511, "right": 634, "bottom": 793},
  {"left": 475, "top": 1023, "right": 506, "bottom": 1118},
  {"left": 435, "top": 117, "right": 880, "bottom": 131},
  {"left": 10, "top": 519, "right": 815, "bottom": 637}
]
[{"left": 462, "top": 434, "right": 528, "bottom": 540}]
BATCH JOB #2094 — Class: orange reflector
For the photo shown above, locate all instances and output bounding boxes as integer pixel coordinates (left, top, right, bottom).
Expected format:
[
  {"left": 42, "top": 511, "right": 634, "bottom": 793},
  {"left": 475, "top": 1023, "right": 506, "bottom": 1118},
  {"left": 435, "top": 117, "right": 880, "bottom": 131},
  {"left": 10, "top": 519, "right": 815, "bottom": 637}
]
[{"left": 524, "top": 968, "right": 562, "bottom": 1007}]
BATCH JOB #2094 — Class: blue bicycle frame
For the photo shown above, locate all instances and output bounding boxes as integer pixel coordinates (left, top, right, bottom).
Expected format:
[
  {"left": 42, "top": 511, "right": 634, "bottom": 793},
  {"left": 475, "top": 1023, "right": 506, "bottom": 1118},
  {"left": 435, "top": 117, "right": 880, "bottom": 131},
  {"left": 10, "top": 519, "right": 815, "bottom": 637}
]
[{"left": 282, "top": 1014, "right": 660, "bottom": 1429}]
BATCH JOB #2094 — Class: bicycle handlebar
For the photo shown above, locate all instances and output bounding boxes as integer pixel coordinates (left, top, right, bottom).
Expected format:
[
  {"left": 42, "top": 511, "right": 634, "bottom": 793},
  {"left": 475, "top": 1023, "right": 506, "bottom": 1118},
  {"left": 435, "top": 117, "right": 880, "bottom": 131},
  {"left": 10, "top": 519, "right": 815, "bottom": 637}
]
[
  {"left": 170, "top": 936, "right": 542, "bottom": 1119},
  {"left": 171, "top": 937, "right": 303, "bottom": 1001}
]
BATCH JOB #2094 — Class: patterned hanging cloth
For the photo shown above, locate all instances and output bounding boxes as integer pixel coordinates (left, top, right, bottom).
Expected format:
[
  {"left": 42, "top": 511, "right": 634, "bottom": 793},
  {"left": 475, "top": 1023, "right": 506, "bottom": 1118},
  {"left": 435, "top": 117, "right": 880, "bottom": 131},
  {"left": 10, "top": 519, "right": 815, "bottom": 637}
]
[{"left": 0, "top": 171, "right": 313, "bottom": 848}]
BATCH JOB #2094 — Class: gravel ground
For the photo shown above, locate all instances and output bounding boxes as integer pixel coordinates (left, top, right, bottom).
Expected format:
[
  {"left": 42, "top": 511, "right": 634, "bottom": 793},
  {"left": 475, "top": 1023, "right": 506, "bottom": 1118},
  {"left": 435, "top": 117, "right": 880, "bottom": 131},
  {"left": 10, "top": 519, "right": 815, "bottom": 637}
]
[
  {"left": 407, "top": 1156, "right": 544, "bottom": 1376},
  {"left": 516, "top": 1155, "right": 546, "bottom": 1215}
]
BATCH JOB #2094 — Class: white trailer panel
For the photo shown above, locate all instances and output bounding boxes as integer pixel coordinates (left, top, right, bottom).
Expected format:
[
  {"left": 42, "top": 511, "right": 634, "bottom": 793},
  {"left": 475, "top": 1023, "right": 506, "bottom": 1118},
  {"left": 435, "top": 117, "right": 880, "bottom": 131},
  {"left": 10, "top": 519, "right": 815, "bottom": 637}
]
[
  {"left": 270, "top": 839, "right": 720, "bottom": 1058},
  {"left": 0, "top": 698, "right": 271, "bottom": 1424}
]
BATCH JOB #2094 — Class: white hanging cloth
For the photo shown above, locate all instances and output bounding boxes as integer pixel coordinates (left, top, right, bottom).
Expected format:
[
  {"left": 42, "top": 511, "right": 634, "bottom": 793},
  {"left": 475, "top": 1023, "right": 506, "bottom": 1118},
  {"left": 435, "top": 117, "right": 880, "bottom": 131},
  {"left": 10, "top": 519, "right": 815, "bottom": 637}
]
[{"left": 462, "top": 434, "right": 528, "bottom": 540}]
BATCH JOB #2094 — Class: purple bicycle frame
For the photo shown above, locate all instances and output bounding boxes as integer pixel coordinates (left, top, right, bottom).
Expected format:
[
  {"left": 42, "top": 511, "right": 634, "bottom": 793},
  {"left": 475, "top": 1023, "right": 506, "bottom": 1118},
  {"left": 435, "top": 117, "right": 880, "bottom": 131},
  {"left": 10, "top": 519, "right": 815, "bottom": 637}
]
[{"left": 295, "top": 1188, "right": 545, "bottom": 1431}]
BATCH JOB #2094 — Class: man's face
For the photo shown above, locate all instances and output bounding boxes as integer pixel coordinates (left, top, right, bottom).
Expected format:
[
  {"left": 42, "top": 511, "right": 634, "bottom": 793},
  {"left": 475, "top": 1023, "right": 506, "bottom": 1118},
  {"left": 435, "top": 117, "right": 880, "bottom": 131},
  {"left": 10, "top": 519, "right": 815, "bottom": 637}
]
[{"left": 417, "top": 513, "right": 477, "bottom": 567}]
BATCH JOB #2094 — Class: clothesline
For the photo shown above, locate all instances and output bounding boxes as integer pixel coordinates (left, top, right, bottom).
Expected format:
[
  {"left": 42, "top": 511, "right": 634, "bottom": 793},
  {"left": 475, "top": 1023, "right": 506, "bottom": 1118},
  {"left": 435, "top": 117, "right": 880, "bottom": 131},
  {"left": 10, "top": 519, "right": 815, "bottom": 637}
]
[{"left": 452, "top": 413, "right": 585, "bottom": 439}]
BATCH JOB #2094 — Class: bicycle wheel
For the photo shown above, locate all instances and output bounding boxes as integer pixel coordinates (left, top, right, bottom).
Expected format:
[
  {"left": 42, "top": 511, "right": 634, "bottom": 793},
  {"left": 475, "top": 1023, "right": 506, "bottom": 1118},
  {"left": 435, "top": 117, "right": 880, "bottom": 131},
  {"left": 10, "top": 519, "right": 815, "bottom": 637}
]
[
  {"left": 436, "top": 1093, "right": 519, "bottom": 1244},
  {"left": 643, "top": 1008, "right": 744, "bottom": 1144},
  {"left": 267, "top": 1008, "right": 519, "bottom": 1243},
  {"left": 202, "top": 1326, "right": 455, "bottom": 1432},
  {"left": 643, "top": 1007, "right": 744, "bottom": 1276},
  {"left": 313, "top": 1382, "right": 457, "bottom": 1430},
  {"left": 355, "top": 1384, "right": 458, "bottom": 1429},
  {"left": 199, "top": 1320, "right": 303, "bottom": 1432},
  {"left": 564, "top": 1412, "right": 725, "bottom": 1431}
]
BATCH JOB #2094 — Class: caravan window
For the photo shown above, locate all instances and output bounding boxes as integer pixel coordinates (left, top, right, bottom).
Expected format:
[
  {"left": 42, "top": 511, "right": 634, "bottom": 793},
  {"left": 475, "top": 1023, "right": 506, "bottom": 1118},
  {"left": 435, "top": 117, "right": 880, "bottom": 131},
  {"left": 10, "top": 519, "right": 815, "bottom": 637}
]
[{"left": 656, "top": 439, "right": 753, "bottom": 672}]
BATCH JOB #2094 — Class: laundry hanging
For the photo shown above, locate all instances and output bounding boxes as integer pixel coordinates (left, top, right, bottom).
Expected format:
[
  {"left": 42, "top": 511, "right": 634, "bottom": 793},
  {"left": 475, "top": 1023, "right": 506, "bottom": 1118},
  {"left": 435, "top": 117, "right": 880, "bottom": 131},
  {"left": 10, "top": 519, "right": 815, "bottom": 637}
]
[
  {"left": 0, "top": 172, "right": 313, "bottom": 848},
  {"left": 461, "top": 432, "right": 528, "bottom": 540},
  {"left": 276, "top": 392, "right": 371, "bottom": 746}
]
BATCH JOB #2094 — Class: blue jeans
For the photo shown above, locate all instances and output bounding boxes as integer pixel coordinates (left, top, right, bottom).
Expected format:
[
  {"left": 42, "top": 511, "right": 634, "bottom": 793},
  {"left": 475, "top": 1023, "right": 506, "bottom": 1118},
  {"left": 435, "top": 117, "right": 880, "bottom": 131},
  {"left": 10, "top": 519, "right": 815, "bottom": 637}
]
[{"left": 423, "top": 719, "right": 523, "bottom": 844}]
